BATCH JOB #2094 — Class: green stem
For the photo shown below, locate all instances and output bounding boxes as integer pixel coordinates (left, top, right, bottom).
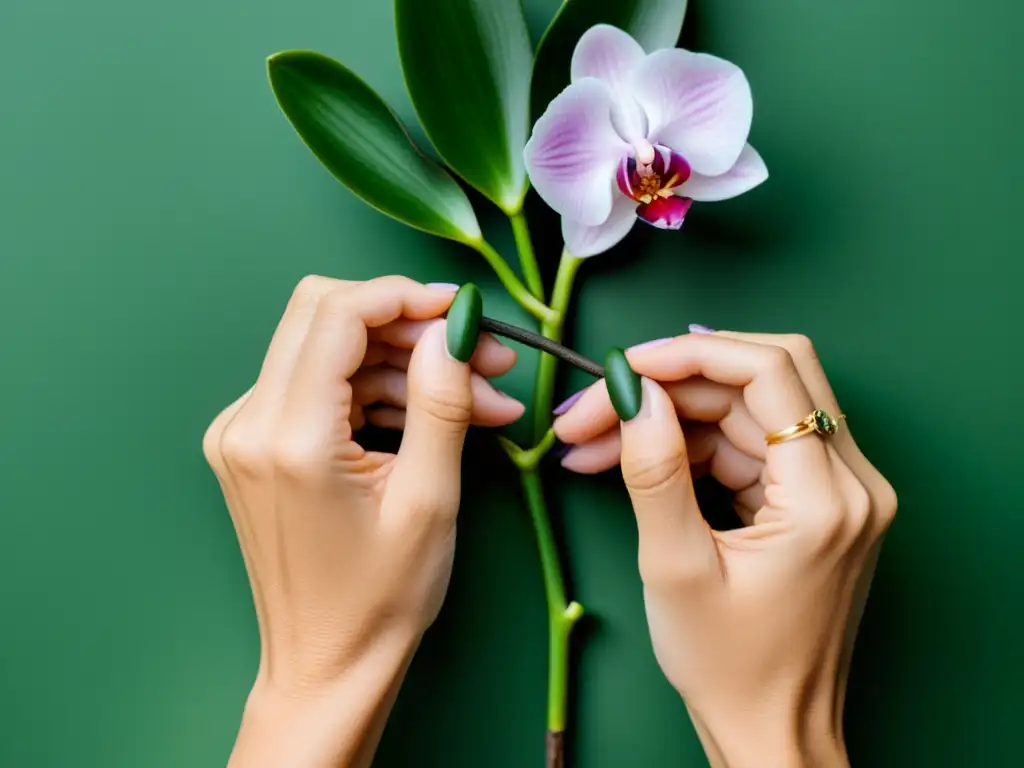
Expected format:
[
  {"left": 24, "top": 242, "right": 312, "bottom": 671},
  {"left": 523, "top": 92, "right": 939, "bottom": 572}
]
[
  {"left": 510, "top": 210, "right": 545, "bottom": 301},
  {"left": 520, "top": 468, "right": 584, "bottom": 733},
  {"left": 469, "top": 239, "right": 554, "bottom": 324},
  {"left": 532, "top": 251, "right": 584, "bottom": 438},
  {"left": 510, "top": 248, "right": 585, "bottom": 749}
]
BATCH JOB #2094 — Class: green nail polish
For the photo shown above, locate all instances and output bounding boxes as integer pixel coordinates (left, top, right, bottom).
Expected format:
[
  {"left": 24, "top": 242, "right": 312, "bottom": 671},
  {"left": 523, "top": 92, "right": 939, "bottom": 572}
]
[
  {"left": 445, "top": 283, "right": 483, "bottom": 362},
  {"left": 604, "top": 347, "right": 642, "bottom": 421}
]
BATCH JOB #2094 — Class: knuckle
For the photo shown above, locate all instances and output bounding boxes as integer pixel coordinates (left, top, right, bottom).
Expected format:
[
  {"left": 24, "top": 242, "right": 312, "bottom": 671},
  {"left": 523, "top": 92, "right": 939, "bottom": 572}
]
[
  {"left": 371, "top": 274, "right": 418, "bottom": 291},
  {"left": 873, "top": 479, "right": 899, "bottom": 532},
  {"left": 270, "top": 433, "right": 326, "bottom": 481},
  {"left": 623, "top": 447, "right": 688, "bottom": 497},
  {"left": 781, "top": 334, "right": 819, "bottom": 365},
  {"left": 763, "top": 344, "right": 797, "bottom": 377},
  {"left": 289, "top": 275, "right": 333, "bottom": 309},
  {"left": 220, "top": 425, "right": 270, "bottom": 478},
  {"left": 201, "top": 419, "right": 227, "bottom": 473},
  {"left": 801, "top": 490, "right": 853, "bottom": 550},
  {"left": 318, "top": 286, "right": 356, "bottom": 318}
]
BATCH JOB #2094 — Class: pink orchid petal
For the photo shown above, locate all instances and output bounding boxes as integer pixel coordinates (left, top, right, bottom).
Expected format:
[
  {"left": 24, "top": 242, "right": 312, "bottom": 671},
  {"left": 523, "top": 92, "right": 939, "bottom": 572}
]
[
  {"left": 524, "top": 78, "right": 631, "bottom": 226},
  {"left": 571, "top": 25, "right": 649, "bottom": 144},
  {"left": 631, "top": 48, "right": 753, "bottom": 176},
  {"left": 636, "top": 195, "right": 693, "bottom": 230},
  {"left": 679, "top": 144, "right": 768, "bottom": 202},
  {"left": 563, "top": 194, "right": 638, "bottom": 258},
  {"left": 571, "top": 24, "right": 646, "bottom": 92}
]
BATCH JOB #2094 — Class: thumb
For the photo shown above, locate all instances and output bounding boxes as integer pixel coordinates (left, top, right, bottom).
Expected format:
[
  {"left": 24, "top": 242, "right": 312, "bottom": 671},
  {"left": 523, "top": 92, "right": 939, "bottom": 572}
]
[
  {"left": 620, "top": 377, "right": 719, "bottom": 581},
  {"left": 387, "top": 320, "right": 473, "bottom": 517}
]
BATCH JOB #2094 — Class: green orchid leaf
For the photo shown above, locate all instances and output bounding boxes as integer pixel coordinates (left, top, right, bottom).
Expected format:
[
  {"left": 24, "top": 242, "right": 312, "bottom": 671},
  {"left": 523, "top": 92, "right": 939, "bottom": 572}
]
[
  {"left": 395, "top": 0, "right": 533, "bottom": 215},
  {"left": 531, "top": 0, "right": 689, "bottom": 119},
  {"left": 268, "top": 50, "right": 481, "bottom": 244}
]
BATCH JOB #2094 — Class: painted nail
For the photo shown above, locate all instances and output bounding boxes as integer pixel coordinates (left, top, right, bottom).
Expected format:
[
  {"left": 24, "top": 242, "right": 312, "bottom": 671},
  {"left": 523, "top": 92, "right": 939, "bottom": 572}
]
[
  {"left": 553, "top": 389, "right": 585, "bottom": 415},
  {"left": 688, "top": 324, "right": 715, "bottom": 334},
  {"left": 604, "top": 347, "right": 643, "bottom": 421},
  {"left": 445, "top": 284, "right": 483, "bottom": 363},
  {"left": 426, "top": 282, "right": 460, "bottom": 292},
  {"left": 548, "top": 439, "right": 572, "bottom": 462},
  {"left": 628, "top": 336, "right": 674, "bottom": 351}
]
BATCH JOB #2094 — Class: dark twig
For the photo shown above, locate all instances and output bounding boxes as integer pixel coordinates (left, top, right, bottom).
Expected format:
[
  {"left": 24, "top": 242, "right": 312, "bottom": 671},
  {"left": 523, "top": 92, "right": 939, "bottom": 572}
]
[{"left": 479, "top": 316, "right": 603, "bottom": 378}]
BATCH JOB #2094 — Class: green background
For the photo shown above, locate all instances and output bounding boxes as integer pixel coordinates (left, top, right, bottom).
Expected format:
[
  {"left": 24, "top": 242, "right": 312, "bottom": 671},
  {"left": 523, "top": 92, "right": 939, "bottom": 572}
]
[{"left": 1, "top": 0, "right": 1020, "bottom": 765}]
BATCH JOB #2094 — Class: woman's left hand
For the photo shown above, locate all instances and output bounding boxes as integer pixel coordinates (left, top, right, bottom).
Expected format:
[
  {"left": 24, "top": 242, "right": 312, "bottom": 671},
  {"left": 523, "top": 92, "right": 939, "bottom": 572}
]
[{"left": 202, "top": 275, "right": 523, "bottom": 767}]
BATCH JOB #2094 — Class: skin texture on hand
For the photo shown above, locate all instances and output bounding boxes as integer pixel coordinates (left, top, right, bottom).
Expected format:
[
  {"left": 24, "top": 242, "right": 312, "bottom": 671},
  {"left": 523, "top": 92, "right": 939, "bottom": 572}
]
[
  {"left": 554, "top": 331, "right": 897, "bottom": 768},
  {"left": 202, "top": 276, "right": 524, "bottom": 767}
]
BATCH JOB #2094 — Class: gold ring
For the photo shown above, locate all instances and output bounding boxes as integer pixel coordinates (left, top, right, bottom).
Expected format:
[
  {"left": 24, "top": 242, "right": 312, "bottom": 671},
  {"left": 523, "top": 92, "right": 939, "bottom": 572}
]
[{"left": 765, "top": 409, "right": 846, "bottom": 446}]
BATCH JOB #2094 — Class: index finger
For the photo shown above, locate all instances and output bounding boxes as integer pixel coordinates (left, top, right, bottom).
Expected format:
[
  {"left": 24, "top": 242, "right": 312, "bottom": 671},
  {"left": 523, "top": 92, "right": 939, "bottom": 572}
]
[
  {"left": 622, "top": 334, "right": 833, "bottom": 494},
  {"left": 280, "top": 277, "right": 459, "bottom": 446}
]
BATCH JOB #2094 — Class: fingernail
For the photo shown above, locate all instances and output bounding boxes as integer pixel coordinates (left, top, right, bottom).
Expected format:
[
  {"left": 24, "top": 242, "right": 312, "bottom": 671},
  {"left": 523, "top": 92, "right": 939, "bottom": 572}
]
[
  {"left": 427, "top": 282, "right": 460, "bottom": 292},
  {"left": 628, "top": 336, "right": 674, "bottom": 352},
  {"left": 445, "top": 284, "right": 483, "bottom": 363},
  {"left": 549, "top": 439, "right": 572, "bottom": 462},
  {"left": 688, "top": 323, "right": 715, "bottom": 334},
  {"left": 604, "top": 347, "right": 643, "bottom": 421},
  {"left": 553, "top": 389, "right": 585, "bottom": 415}
]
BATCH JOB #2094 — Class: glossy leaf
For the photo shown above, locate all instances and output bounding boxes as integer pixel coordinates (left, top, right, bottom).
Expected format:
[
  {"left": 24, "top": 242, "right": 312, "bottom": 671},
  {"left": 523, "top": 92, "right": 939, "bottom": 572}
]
[
  {"left": 396, "top": 0, "right": 533, "bottom": 215},
  {"left": 531, "top": 0, "right": 689, "bottom": 119},
  {"left": 268, "top": 51, "right": 481, "bottom": 244}
]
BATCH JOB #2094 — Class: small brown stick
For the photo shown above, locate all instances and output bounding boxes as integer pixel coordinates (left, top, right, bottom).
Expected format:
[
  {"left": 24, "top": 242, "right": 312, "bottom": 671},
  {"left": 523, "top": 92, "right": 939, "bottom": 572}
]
[{"left": 479, "top": 316, "right": 603, "bottom": 378}]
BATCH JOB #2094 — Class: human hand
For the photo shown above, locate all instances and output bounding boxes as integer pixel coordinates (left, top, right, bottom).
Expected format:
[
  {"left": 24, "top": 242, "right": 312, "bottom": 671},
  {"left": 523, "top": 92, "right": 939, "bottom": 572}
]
[
  {"left": 202, "top": 276, "right": 523, "bottom": 767},
  {"left": 553, "top": 331, "right": 897, "bottom": 768}
]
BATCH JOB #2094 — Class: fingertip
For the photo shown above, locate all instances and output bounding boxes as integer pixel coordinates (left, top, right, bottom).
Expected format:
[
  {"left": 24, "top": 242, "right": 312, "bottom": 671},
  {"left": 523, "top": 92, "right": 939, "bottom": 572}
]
[
  {"left": 552, "top": 379, "right": 617, "bottom": 444},
  {"left": 470, "top": 334, "right": 517, "bottom": 375},
  {"left": 622, "top": 377, "right": 675, "bottom": 429},
  {"left": 559, "top": 448, "right": 588, "bottom": 473},
  {"left": 551, "top": 415, "right": 568, "bottom": 441},
  {"left": 488, "top": 389, "right": 527, "bottom": 425},
  {"left": 468, "top": 375, "right": 525, "bottom": 427}
]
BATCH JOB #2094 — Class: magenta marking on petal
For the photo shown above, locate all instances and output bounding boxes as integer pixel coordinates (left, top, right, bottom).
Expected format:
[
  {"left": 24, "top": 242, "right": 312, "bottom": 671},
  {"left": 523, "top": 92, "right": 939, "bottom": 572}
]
[
  {"left": 616, "top": 155, "right": 635, "bottom": 199},
  {"left": 636, "top": 196, "right": 693, "bottom": 230},
  {"left": 654, "top": 145, "right": 691, "bottom": 189}
]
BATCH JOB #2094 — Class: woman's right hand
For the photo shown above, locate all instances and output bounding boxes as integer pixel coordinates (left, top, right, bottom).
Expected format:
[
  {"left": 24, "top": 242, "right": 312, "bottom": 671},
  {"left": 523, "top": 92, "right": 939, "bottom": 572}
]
[{"left": 553, "top": 331, "right": 897, "bottom": 768}]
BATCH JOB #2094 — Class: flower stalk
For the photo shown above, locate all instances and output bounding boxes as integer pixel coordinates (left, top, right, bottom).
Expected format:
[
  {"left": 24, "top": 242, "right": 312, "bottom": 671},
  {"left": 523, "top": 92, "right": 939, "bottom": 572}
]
[{"left": 495, "top": 232, "right": 585, "bottom": 767}]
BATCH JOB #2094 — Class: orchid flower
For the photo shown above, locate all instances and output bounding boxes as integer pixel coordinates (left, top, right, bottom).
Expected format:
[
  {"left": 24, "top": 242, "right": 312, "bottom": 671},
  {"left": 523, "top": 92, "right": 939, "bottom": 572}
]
[{"left": 523, "top": 24, "right": 768, "bottom": 258}]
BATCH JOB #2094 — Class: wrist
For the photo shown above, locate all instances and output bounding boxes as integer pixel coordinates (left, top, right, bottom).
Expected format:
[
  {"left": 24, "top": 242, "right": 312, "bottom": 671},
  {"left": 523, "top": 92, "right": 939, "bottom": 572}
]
[
  {"left": 690, "top": 702, "right": 849, "bottom": 768},
  {"left": 230, "top": 629, "right": 420, "bottom": 768}
]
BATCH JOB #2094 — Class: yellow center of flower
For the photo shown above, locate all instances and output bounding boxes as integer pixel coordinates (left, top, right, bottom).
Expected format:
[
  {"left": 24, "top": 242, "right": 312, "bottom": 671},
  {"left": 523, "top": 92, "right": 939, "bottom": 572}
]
[
  {"left": 633, "top": 164, "right": 681, "bottom": 204},
  {"left": 635, "top": 171, "right": 663, "bottom": 200}
]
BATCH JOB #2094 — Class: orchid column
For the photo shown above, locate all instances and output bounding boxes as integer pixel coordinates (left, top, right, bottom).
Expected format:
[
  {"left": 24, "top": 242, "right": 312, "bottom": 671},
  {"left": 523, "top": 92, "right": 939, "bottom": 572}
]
[{"left": 266, "top": 2, "right": 765, "bottom": 765}]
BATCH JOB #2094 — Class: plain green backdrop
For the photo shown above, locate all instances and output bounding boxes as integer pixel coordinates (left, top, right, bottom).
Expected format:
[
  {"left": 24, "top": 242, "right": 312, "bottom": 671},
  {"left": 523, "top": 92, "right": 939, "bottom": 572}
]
[{"left": 1, "top": 0, "right": 1021, "bottom": 765}]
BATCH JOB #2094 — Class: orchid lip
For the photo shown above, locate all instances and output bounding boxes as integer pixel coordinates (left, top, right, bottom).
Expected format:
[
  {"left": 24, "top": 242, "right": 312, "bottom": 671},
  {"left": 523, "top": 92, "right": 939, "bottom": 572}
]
[{"left": 637, "top": 195, "right": 693, "bottom": 230}]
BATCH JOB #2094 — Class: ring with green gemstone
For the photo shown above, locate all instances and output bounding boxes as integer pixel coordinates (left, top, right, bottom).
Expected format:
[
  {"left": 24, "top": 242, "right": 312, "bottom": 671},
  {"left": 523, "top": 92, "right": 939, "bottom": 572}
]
[{"left": 765, "top": 409, "right": 846, "bottom": 446}]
